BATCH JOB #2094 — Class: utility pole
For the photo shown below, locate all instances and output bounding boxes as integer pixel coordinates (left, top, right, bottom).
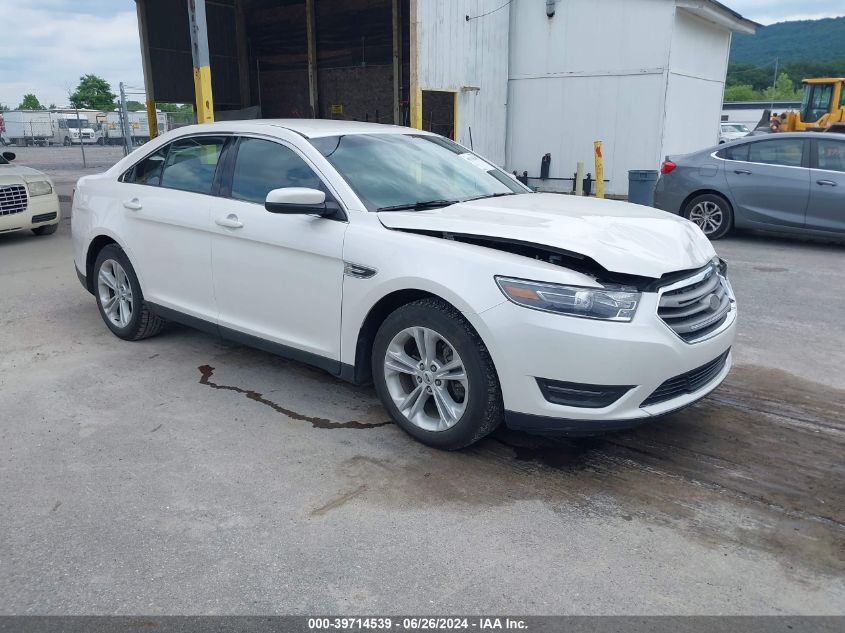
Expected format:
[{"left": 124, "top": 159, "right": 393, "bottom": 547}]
[
  {"left": 770, "top": 57, "right": 779, "bottom": 111},
  {"left": 74, "top": 108, "right": 87, "bottom": 168},
  {"left": 119, "top": 82, "right": 133, "bottom": 156},
  {"left": 187, "top": 0, "right": 215, "bottom": 123}
]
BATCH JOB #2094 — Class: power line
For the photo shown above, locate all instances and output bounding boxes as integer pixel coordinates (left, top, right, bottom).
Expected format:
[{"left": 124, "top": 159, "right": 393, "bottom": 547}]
[{"left": 466, "top": 0, "right": 513, "bottom": 21}]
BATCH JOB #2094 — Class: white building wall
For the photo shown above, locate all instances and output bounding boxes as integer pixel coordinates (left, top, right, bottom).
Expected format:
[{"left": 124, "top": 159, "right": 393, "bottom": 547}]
[
  {"left": 661, "top": 9, "right": 733, "bottom": 158},
  {"left": 505, "top": 0, "right": 676, "bottom": 194},
  {"left": 416, "top": 0, "right": 510, "bottom": 165}
]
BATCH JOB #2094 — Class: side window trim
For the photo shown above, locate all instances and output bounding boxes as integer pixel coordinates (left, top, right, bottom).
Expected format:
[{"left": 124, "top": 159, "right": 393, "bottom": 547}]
[
  {"left": 121, "top": 140, "right": 173, "bottom": 185},
  {"left": 157, "top": 135, "right": 229, "bottom": 195},
  {"left": 221, "top": 134, "right": 348, "bottom": 221}
]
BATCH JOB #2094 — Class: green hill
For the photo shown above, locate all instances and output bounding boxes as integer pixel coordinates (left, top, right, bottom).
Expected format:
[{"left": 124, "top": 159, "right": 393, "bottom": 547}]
[{"left": 730, "top": 16, "right": 845, "bottom": 66}]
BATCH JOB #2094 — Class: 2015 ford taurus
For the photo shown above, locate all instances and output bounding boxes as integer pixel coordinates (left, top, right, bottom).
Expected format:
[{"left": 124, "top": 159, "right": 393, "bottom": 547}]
[{"left": 72, "top": 120, "right": 737, "bottom": 449}]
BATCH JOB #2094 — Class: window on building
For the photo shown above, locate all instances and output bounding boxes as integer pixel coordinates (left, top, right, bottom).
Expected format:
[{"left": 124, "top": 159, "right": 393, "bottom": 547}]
[{"left": 230, "top": 138, "right": 323, "bottom": 204}]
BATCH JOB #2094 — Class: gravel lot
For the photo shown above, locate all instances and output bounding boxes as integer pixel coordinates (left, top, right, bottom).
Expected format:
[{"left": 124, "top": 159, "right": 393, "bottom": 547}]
[{"left": 1, "top": 147, "right": 843, "bottom": 615}]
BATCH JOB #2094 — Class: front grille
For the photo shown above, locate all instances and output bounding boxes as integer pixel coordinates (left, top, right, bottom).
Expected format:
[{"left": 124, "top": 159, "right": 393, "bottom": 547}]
[
  {"left": 0, "top": 185, "right": 27, "bottom": 216},
  {"left": 31, "top": 212, "right": 57, "bottom": 224},
  {"left": 641, "top": 350, "right": 730, "bottom": 407},
  {"left": 658, "top": 265, "right": 732, "bottom": 342}
]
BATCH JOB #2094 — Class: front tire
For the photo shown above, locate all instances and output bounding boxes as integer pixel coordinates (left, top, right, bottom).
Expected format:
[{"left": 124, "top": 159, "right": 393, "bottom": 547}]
[
  {"left": 372, "top": 298, "right": 503, "bottom": 450},
  {"left": 683, "top": 193, "right": 733, "bottom": 240},
  {"left": 93, "top": 244, "right": 164, "bottom": 341}
]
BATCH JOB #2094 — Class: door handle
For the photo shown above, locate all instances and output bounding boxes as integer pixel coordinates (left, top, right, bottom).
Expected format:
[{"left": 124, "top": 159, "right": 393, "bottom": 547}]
[
  {"left": 122, "top": 198, "right": 142, "bottom": 211},
  {"left": 215, "top": 213, "right": 243, "bottom": 229},
  {"left": 817, "top": 179, "right": 837, "bottom": 187},
  {"left": 733, "top": 169, "right": 752, "bottom": 175}
]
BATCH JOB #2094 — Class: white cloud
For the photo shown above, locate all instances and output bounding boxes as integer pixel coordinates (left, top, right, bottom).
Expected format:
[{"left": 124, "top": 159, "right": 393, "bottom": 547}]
[{"left": 0, "top": 2, "right": 143, "bottom": 108}]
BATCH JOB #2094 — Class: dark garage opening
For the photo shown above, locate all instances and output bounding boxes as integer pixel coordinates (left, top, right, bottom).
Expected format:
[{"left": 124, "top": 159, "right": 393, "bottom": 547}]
[{"left": 139, "top": 0, "right": 411, "bottom": 125}]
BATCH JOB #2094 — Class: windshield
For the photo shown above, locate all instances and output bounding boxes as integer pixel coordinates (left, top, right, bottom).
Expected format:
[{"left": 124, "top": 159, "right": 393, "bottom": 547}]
[
  {"left": 309, "top": 133, "right": 528, "bottom": 211},
  {"left": 723, "top": 124, "right": 748, "bottom": 133},
  {"left": 65, "top": 119, "right": 88, "bottom": 129}
]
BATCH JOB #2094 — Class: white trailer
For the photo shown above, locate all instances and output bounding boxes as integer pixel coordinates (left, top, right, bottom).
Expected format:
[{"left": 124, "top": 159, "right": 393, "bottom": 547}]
[
  {"left": 3, "top": 111, "right": 54, "bottom": 146},
  {"left": 104, "top": 111, "right": 168, "bottom": 145}
]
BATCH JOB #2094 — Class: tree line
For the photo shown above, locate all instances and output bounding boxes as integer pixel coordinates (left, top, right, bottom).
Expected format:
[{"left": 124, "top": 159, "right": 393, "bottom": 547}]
[
  {"left": 725, "top": 58, "right": 845, "bottom": 102},
  {"left": 0, "top": 74, "right": 194, "bottom": 114}
]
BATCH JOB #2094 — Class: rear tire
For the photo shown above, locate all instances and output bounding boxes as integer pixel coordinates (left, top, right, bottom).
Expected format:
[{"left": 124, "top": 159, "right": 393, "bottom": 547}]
[
  {"left": 683, "top": 193, "right": 733, "bottom": 240},
  {"left": 92, "top": 244, "right": 164, "bottom": 341},
  {"left": 31, "top": 223, "right": 58, "bottom": 236},
  {"left": 372, "top": 298, "right": 503, "bottom": 450}
]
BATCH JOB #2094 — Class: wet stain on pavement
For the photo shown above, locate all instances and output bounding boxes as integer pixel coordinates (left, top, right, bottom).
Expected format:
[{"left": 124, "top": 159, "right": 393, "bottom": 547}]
[
  {"left": 197, "top": 364, "right": 390, "bottom": 430},
  {"left": 330, "top": 365, "right": 845, "bottom": 578},
  {"left": 311, "top": 484, "right": 369, "bottom": 517}
]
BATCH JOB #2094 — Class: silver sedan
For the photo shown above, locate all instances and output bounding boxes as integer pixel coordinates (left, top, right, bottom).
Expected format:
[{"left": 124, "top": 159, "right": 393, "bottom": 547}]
[{"left": 654, "top": 132, "right": 845, "bottom": 240}]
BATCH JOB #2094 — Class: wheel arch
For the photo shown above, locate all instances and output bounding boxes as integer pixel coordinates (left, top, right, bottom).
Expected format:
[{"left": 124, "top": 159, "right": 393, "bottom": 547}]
[
  {"left": 85, "top": 234, "right": 144, "bottom": 295},
  {"left": 347, "top": 288, "right": 498, "bottom": 386},
  {"left": 681, "top": 189, "right": 735, "bottom": 220}
]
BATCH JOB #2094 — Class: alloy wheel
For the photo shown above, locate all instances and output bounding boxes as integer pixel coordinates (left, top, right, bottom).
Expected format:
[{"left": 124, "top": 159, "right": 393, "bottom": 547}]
[
  {"left": 97, "top": 259, "right": 134, "bottom": 328},
  {"left": 383, "top": 326, "right": 469, "bottom": 432},
  {"left": 688, "top": 201, "right": 724, "bottom": 236}
]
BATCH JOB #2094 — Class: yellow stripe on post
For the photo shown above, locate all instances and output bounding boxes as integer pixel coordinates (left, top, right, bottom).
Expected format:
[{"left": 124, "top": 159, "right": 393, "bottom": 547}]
[
  {"left": 594, "top": 141, "right": 605, "bottom": 199},
  {"left": 145, "top": 100, "right": 158, "bottom": 138},
  {"left": 193, "top": 65, "right": 215, "bottom": 124},
  {"left": 410, "top": 87, "right": 423, "bottom": 130}
]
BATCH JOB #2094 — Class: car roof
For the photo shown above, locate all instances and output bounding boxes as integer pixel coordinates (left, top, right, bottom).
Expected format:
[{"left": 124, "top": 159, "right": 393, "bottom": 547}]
[{"left": 167, "top": 119, "right": 424, "bottom": 139}]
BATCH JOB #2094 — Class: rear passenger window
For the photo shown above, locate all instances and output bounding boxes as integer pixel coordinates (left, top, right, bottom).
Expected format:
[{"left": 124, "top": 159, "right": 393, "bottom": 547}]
[
  {"left": 722, "top": 144, "right": 749, "bottom": 162},
  {"left": 160, "top": 136, "right": 226, "bottom": 194},
  {"left": 130, "top": 147, "right": 169, "bottom": 186},
  {"left": 748, "top": 139, "right": 803, "bottom": 168},
  {"left": 817, "top": 140, "right": 845, "bottom": 173},
  {"left": 231, "top": 138, "right": 323, "bottom": 204}
]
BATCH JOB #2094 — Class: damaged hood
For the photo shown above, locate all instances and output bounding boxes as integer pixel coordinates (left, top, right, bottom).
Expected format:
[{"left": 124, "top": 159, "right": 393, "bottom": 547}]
[{"left": 377, "top": 193, "right": 716, "bottom": 279}]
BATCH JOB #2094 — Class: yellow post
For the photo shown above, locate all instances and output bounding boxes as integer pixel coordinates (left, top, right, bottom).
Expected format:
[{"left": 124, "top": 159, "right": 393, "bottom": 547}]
[
  {"left": 187, "top": 0, "right": 215, "bottom": 124},
  {"left": 410, "top": 87, "right": 423, "bottom": 130},
  {"left": 145, "top": 100, "right": 158, "bottom": 139},
  {"left": 594, "top": 141, "right": 604, "bottom": 199},
  {"left": 192, "top": 65, "right": 215, "bottom": 123}
]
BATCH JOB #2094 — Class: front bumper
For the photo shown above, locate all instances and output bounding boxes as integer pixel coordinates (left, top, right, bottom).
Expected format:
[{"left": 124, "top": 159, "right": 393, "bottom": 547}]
[
  {"left": 0, "top": 191, "right": 60, "bottom": 233},
  {"left": 472, "top": 290, "right": 737, "bottom": 435}
]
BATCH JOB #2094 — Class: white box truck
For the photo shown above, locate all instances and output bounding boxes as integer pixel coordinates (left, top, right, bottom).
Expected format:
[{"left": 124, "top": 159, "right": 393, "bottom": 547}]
[
  {"left": 3, "top": 111, "right": 54, "bottom": 146},
  {"left": 51, "top": 113, "right": 98, "bottom": 146}
]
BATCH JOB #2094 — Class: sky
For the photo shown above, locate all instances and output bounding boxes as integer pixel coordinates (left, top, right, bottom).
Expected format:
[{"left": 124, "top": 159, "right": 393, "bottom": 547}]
[{"left": 1, "top": 0, "right": 844, "bottom": 110}]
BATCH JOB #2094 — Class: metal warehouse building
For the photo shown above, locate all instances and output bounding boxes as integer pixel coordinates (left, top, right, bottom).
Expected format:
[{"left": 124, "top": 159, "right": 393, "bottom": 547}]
[{"left": 134, "top": 0, "right": 756, "bottom": 195}]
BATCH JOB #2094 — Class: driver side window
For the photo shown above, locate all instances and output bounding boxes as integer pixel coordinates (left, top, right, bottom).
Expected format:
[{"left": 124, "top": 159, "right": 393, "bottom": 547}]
[{"left": 230, "top": 137, "right": 323, "bottom": 204}]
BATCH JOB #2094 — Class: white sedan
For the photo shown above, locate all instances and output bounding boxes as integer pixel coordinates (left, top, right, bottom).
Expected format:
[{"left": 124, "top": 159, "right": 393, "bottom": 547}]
[
  {"left": 0, "top": 150, "right": 60, "bottom": 236},
  {"left": 72, "top": 120, "right": 737, "bottom": 449}
]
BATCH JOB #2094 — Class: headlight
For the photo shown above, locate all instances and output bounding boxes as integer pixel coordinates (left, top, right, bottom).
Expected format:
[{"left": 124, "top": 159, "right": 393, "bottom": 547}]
[
  {"left": 26, "top": 180, "right": 53, "bottom": 197},
  {"left": 496, "top": 276, "right": 640, "bottom": 322}
]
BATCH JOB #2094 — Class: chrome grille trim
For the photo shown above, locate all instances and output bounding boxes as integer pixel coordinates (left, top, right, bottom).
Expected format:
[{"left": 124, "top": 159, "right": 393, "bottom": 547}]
[
  {"left": 657, "top": 263, "right": 736, "bottom": 344},
  {"left": 0, "top": 185, "right": 28, "bottom": 216}
]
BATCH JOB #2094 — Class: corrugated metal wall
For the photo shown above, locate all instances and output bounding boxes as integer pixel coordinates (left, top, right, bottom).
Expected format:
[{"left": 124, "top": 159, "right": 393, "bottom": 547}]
[
  {"left": 505, "top": 0, "right": 676, "bottom": 195},
  {"left": 662, "top": 9, "right": 733, "bottom": 157},
  {"left": 416, "top": 0, "right": 510, "bottom": 166}
]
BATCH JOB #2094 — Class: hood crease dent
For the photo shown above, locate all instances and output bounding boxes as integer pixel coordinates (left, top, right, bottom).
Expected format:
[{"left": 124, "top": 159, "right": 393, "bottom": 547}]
[{"left": 377, "top": 193, "right": 716, "bottom": 280}]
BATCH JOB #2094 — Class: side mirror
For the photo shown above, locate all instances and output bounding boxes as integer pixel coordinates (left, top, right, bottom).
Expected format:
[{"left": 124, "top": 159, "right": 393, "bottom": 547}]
[
  {"left": 2, "top": 152, "right": 16, "bottom": 162},
  {"left": 265, "top": 187, "right": 330, "bottom": 216}
]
